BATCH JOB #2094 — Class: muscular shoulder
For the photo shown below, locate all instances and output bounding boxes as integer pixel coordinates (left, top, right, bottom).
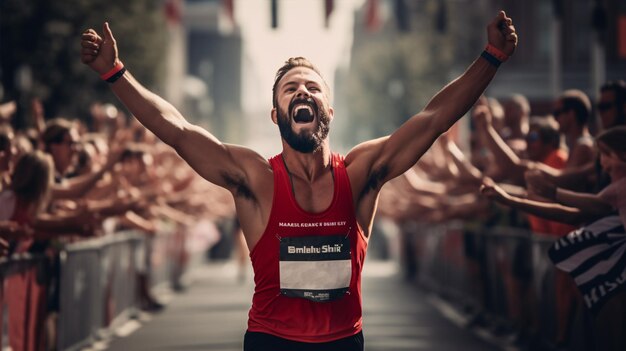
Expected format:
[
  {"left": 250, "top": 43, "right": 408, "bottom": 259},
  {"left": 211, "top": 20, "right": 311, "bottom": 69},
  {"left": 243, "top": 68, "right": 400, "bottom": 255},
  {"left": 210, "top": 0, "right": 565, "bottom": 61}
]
[
  {"left": 220, "top": 144, "right": 273, "bottom": 201},
  {"left": 345, "top": 136, "right": 390, "bottom": 199}
]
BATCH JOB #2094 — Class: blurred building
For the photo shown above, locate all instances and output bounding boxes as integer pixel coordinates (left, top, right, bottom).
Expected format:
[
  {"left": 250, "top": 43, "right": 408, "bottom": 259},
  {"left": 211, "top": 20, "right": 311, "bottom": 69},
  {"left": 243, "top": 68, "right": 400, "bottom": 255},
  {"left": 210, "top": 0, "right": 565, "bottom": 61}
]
[
  {"left": 173, "top": 0, "right": 243, "bottom": 141},
  {"left": 342, "top": 0, "right": 626, "bottom": 145},
  {"left": 485, "top": 0, "right": 626, "bottom": 107}
]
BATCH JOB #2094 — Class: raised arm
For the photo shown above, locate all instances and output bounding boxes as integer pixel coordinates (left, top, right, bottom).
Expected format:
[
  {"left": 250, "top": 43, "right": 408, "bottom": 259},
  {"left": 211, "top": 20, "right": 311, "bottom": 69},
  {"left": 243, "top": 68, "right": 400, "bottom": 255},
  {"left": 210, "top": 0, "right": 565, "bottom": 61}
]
[
  {"left": 80, "top": 24, "right": 266, "bottom": 193},
  {"left": 349, "top": 12, "right": 517, "bottom": 187},
  {"left": 472, "top": 105, "right": 529, "bottom": 183},
  {"left": 480, "top": 179, "right": 606, "bottom": 225}
]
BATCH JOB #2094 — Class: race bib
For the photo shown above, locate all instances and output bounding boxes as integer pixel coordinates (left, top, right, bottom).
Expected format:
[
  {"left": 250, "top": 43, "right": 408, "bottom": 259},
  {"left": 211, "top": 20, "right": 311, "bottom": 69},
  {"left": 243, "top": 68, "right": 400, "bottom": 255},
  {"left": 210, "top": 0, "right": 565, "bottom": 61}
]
[{"left": 279, "top": 234, "right": 352, "bottom": 302}]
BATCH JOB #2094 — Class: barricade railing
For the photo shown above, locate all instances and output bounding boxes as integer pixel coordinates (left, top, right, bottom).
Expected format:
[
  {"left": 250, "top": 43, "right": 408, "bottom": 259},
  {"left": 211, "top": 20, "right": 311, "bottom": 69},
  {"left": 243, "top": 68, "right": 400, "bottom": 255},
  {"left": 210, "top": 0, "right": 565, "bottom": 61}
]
[
  {"left": 57, "top": 231, "right": 143, "bottom": 351},
  {"left": 0, "top": 223, "right": 202, "bottom": 351},
  {"left": 400, "top": 221, "right": 623, "bottom": 350}
]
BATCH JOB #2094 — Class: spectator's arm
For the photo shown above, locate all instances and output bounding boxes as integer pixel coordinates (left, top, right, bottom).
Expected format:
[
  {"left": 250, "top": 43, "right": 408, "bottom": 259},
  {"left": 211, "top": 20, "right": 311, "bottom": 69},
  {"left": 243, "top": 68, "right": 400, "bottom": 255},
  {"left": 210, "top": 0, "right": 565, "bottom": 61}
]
[
  {"left": 51, "top": 148, "right": 122, "bottom": 199},
  {"left": 555, "top": 188, "right": 614, "bottom": 216},
  {"left": 473, "top": 105, "right": 527, "bottom": 183},
  {"left": 0, "top": 101, "right": 17, "bottom": 123},
  {"left": 536, "top": 160, "right": 596, "bottom": 191},
  {"left": 151, "top": 203, "right": 194, "bottom": 226},
  {"left": 120, "top": 211, "right": 156, "bottom": 234},
  {"left": 401, "top": 168, "right": 448, "bottom": 196},
  {"left": 31, "top": 209, "right": 98, "bottom": 237},
  {"left": 443, "top": 137, "right": 484, "bottom": 185},
  {"left": 31, "top": 98, "right": 46, "bottom": 134},
  {"left": 87, "top": 196, "right": 142, "bottom": 217},
  {"left": 480, "top": 179, "right": 603, "bottom": 225}
]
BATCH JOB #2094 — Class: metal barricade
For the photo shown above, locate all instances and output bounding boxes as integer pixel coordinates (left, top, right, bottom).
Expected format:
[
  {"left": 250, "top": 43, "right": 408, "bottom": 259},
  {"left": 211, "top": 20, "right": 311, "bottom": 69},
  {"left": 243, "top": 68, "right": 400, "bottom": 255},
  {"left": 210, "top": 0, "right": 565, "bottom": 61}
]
[
  {"left": 400, "top": 222, "right": 611, "bottom": 350},
  {"left": 57, "top": 231, "right": 143, "bottom": 351}
]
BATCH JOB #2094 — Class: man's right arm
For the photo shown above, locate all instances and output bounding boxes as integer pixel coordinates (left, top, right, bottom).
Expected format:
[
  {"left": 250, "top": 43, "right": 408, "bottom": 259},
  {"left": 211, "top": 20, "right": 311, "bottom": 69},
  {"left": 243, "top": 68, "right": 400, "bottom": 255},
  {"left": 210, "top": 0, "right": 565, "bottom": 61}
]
[
  {"left": 81, "top": 23, "right": 264, "bottom": 191},
  {"left": 107, "top": 72, "right": 261, "bottom": 188}
]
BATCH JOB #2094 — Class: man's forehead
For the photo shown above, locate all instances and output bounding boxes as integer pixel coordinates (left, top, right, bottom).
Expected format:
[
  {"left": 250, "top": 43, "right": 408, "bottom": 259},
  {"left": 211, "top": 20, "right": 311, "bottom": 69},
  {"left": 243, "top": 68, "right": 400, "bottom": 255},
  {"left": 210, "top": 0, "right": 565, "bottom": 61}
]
[{"left": 279, "top": 67, "right": 325, "bottom": 86}]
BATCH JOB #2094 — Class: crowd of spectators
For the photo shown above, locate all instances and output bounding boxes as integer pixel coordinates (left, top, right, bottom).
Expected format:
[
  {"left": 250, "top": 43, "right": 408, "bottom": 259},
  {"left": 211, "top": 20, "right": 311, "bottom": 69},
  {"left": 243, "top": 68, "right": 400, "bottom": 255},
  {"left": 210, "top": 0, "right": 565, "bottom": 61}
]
[
  {"left": 0, "top": 98, "right": 236, "bottom": 350},
  {"left": 1, "top": 79, "right": 624, "bottom": 350},
  {"left": 378, "top": 80, "right": 626, "bottom": 351}
]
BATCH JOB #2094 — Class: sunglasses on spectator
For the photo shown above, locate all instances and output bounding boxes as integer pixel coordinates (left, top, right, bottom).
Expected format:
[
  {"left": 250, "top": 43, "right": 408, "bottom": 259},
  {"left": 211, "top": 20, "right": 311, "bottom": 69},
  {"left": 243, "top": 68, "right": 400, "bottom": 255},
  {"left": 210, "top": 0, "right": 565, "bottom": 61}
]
[
  {"left": 596, "top": 102, "right": 614, "bottom": 112},
  {"left": 552, "top": 108, "right": 568, "bottom": 116}
]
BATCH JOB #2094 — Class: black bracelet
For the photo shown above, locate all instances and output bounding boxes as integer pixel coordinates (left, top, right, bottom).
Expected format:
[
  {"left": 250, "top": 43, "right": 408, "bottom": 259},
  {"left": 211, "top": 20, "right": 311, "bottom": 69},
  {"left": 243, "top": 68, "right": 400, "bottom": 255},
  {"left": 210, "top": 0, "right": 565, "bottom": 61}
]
[
  {"left": 480, "top": 51, "right": 501, "bottom": 68},
  {"left": 106, "top": 67, "right": 127, "bottom": 83}
]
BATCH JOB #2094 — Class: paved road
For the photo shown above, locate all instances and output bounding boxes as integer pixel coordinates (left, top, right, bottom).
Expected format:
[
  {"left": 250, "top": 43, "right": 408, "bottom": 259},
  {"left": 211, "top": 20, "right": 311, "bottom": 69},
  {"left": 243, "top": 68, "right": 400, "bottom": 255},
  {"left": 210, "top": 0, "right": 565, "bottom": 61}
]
[{"left": 104, "top": 261, "right": 498, "bottom": 351}]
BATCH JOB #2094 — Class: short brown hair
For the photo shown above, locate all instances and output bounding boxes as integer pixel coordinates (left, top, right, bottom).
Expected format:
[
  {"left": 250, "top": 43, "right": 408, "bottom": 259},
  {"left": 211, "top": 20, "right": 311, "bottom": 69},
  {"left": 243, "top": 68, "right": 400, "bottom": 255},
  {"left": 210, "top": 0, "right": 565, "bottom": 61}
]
[
  {"left": 559, "top": 90, "right": 591, "bottom": 126},
  {"left": 42, "top": 118, "right": 74, "bottom": 150},
  {"left": 11, "top": 151, "right": 53, "bottom": 211},
  {"left": 596, "top": 126, "right": 626, "bottom": 155},
  {"left": 272, "top": 57, "right": 329, "bottom": 108}
]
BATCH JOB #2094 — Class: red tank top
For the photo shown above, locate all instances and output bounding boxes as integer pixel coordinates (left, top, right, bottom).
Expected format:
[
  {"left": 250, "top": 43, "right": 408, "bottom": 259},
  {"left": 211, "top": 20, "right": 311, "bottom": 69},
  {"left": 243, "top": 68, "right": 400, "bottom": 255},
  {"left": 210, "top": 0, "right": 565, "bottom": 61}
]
[{"left": 247, "top": 153, "right": 368, "bottom": 343}]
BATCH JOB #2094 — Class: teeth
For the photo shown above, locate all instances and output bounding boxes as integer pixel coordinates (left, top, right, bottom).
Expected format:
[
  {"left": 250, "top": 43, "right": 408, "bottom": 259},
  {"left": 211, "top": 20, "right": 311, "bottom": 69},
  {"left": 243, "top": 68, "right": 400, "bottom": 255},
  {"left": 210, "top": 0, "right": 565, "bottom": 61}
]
[{"left": 293, "top": 104, "right": 313, "bottom": 116}]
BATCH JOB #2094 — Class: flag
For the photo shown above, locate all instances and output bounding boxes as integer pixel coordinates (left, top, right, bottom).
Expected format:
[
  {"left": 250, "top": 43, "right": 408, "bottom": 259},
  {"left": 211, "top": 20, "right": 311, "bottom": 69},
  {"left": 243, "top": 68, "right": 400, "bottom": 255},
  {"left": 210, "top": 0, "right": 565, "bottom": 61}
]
[
  {"left": 324, "top": 0, "right": 334, "bottom": 28},
  {"left": 164, "top": 0, "right": 183, "bottom": 26},
  {"left": 548, "top": 216, "right": 626, "bottom": 315},
  {"left": 271, "top": 0, "right": 278, "bottom": 29},
  {"left": 365, "top": 0, "right": 381, "bottom": 32},
  {"left": 222, "top": 0, "right": 235, "bottom": 25}
]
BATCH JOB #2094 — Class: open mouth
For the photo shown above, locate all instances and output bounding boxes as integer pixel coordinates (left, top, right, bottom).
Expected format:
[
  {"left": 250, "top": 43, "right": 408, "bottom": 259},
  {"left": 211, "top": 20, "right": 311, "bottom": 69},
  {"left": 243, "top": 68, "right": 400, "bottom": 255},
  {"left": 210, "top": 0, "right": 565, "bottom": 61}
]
[
  {"left": 290, "top": 100, "right": 317, "bottom": 124},
  {"left": 293, "top": 105, "right": 314, "bottom": 123}
]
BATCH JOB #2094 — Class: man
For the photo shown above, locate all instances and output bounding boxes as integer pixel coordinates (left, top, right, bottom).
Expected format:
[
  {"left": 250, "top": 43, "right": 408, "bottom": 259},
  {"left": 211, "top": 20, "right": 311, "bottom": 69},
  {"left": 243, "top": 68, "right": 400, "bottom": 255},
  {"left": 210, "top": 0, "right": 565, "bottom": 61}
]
[
  {"left": 597, "top": 80, "right": 626, "bottom": 132},
  {"left": 552, "top": 90, "right": 595, "bottom": 169},
  {"left": 502, "top": 93, "right": 530, "bottom": 155},
  {"left": 81, "top": 11, "right": 517, "bottom": 350}
]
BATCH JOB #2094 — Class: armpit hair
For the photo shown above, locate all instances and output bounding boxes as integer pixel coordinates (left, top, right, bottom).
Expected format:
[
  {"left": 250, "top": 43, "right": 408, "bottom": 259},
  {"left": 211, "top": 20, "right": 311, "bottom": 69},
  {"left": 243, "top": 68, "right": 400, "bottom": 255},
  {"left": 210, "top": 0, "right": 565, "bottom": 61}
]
[
  {"left": 359, "top": 165, "right": 388, "bottom": 199},
  {"left": 221, "top": 172, "right": 256, "bottom": 201}
]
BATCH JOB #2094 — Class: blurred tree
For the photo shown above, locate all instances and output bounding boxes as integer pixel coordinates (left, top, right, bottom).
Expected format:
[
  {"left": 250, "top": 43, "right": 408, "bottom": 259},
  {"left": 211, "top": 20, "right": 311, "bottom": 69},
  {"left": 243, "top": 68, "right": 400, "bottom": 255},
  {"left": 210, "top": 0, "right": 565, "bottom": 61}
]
[
  {"left": 0, "top": 0, "right": 167, "bottom": 128},
  {"left": 342, "top": 0, "right": 455, "bottom": 146}
]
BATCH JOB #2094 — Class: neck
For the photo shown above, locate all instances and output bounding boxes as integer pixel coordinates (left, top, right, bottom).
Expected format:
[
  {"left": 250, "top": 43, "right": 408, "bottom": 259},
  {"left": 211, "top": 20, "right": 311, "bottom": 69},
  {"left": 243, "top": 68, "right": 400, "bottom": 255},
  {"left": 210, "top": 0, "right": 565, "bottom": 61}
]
[
  {"left": 565, "top": 126, "right": 588, "bottom": 148},
  {"left": 281, "top": 141, "right": 332, "bottom": 182}
]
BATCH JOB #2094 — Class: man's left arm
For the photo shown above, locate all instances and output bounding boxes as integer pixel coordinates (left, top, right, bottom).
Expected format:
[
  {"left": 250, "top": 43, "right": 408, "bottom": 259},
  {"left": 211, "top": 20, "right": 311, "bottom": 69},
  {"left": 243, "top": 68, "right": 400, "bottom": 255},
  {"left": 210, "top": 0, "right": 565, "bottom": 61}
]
[{"left": 363, "top": 11, "right": 517, "bottom": 184}]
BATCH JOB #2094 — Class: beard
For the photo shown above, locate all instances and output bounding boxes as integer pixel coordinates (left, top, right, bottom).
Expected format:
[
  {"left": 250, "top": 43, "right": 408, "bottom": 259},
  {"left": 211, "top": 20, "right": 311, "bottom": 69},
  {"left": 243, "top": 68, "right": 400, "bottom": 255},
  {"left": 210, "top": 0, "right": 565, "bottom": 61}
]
[{"left": 277, "top": 98, "right": 331, "bottom": 153}]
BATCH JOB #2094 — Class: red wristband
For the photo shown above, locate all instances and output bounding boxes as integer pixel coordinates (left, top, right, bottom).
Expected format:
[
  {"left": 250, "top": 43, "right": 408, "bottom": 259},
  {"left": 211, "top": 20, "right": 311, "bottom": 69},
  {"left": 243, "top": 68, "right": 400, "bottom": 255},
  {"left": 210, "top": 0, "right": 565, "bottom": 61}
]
[
  {"left": 485, "top": 44, "right": 508, "bottom": 62},
  {"left": 100, "top": 61, "right": 124, "bottom": 81}
]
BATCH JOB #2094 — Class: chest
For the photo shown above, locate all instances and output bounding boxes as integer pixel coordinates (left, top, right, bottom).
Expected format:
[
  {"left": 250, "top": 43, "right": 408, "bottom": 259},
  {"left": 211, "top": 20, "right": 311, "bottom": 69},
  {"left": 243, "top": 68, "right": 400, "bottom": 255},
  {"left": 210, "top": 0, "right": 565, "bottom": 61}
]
[{"left": 289, "top": 172, "right": 335, "bottom": 213}]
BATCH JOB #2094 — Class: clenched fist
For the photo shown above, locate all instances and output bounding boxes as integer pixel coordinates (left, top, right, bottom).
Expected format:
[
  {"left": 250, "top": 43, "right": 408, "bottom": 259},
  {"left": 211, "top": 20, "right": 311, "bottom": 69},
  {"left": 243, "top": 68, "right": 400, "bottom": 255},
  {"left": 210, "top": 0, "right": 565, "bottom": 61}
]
[
  {"left": 487, "top": 11, "right": 517, "bottom": 57},
  {"left": 81, "top": 22, "right": 120, "bottom": 76}
]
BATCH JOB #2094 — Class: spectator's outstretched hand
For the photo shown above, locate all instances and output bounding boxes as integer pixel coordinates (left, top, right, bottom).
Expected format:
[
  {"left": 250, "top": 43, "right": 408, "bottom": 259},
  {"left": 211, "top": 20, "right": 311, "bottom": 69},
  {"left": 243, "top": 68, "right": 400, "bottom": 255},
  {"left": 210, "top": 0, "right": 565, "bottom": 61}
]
[
  {"left": 0, "top": 100, "right": 17, "bottom": 122},
  {"left": 487, "top": 11, "right": 517, "bottom": 57},
  {"left": 479, "top": 177, "right": 507, "bottom": 201},
  {"left": 525, "top": 169, "right": 557, "bottom": 201},
  {"left": 31, "top": 98, "right": 46, "bottom": 133},
  {"left": 81, "top": 23, "right": 119, "bottom": 75},
  {"left": 472, "top": 105, "right": 492, "bottom": 130},
  {"left": 104, "top": 146, "right": 124, "bottom": 171}
]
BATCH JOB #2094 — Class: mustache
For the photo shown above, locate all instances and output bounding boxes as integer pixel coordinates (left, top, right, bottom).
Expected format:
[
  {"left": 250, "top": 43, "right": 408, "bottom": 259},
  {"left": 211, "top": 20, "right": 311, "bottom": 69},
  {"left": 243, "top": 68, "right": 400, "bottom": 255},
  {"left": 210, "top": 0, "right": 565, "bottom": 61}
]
[{"left": 289, "top": 97, "right": 318, "bottom": 115}]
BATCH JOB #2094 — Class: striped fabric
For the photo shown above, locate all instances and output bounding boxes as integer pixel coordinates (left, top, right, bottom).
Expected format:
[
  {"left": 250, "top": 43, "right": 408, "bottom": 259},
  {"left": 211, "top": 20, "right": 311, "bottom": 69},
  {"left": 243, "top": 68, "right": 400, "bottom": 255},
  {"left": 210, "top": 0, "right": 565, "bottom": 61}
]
[{"left": 548, "top": 215, "right": 626, "bottom": 315}]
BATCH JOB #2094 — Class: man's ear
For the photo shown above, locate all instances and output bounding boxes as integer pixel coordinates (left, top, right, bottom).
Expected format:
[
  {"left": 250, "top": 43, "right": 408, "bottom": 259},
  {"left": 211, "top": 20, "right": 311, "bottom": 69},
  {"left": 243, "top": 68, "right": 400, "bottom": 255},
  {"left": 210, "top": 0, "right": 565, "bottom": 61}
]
[
  {"left": 328, "top": 107, "right": 334, "bottom": 122},
  {"left": 271, "top": 108, "right": 278, "bottom": 125}
]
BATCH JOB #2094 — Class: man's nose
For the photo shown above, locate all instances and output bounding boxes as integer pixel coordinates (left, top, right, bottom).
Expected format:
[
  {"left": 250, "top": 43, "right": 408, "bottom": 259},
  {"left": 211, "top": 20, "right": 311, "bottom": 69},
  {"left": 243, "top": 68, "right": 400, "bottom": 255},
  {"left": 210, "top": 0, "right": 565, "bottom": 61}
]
[{"left": 295, "top": 86, "right": 310, "bottom": 98}]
